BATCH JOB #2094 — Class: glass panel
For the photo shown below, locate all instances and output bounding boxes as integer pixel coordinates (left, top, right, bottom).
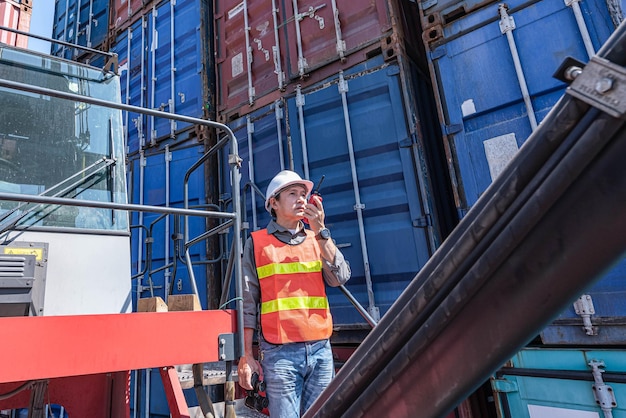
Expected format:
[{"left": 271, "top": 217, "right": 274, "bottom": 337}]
[{"left": 0, "top": 46, "right": 128, "bottom": 231}]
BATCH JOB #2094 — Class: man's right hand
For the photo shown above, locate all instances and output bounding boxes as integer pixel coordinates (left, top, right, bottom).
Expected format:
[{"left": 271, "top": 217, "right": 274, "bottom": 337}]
[{"left": 237, "top": 353, "right": 262, "bottom": 390}]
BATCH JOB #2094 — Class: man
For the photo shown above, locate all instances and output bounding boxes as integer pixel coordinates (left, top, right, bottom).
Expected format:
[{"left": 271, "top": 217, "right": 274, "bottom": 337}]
[{"left": 238, "top": 170, "right": 351, "bottom": 417}]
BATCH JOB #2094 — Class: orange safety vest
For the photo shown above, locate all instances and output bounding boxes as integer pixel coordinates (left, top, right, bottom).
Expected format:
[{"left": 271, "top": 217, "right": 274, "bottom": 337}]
[{"left": 251, "top": 229, "right": 333, "bottom": 344}]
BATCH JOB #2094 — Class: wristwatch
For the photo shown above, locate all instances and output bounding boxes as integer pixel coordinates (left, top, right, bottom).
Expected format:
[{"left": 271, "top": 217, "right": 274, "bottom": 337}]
[{"left": 316, "top": 228, "right": 331, "bottom": 240}]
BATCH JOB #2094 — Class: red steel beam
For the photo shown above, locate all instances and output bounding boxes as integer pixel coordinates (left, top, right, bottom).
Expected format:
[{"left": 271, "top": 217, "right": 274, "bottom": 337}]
[
  {"left": 0, "top": 310, "right": 237, "bottom": 383},
  {"left": 159, "top": 366, "right": 190, "bottom": 418}
]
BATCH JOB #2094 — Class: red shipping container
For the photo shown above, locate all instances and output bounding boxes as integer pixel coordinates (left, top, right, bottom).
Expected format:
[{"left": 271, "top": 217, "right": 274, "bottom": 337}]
[
  {"left": 215, "top": 0, "right": 284, "bottom": 114},
  {"left": 112, "top": 0, "right": 148, "bottom": 32},
  {"left": 215, "top": 0, "right": 405, "bottom": 118},
  {"left": 281, "top": 0, "right": 391, "bottom": 78},
  {"left": 0, "top": 0, "right": 31, "bottom": 49}
]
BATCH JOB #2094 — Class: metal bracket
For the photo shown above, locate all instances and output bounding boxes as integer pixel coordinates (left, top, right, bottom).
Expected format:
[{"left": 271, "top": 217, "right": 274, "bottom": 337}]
[
  {"left": 567, "top": 55, "right": 626, "bottom": 119},
  {"left": 218, "top": 333, "right": 237, "bottom": 361},
  {"left": 589, "top": 360, "right": 618, "bottom": 417},
  {"left": 573, "top": 294, "right": 597, "bottom": 336},
  {"left": 413, "top": 215, "right": 433, "bottom": 228},
  {"left": 228, "top": 154, "right": 243, "bottom": 167}
]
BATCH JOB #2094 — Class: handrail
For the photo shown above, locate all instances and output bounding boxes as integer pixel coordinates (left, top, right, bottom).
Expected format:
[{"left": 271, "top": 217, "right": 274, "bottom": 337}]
[{"left": 0, "top": 25, "right": 119, "bottom": 73}]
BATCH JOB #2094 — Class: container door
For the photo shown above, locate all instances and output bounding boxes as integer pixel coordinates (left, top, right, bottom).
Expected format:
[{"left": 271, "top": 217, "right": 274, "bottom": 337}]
[
  {"left": 280, "top": 0, "right": 392, "bottom": 79},
  {"left": 76, "top": 0, "right": 110, "bottom": 50},
  {"left": 493, "top": 348, "right": 626, "bottom": 418},
  {"left": 114, "top": 0, "right": 209, "bottom": 153},
  {"left": 215, "top": 0, "right": 286, "bottom": 113},
  {"left": 285, "top": 57, "right": 433, "bottom": 326},
  {"left": 424, "top": 0, "right": 615, "bottom": 210},
  {"left": 422, "top": 0, "right": 625, "bottom": 346},
  {"left": 128, "top": 144, "right": 209, "bottom": 310}
]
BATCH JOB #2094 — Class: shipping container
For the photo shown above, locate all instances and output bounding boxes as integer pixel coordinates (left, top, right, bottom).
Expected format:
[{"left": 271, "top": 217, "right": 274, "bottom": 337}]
[
  {"left": 52, "top": 0, "right": 111, "bottom": 59},
  {"left": 127, "top": 143, "right": 212, "bottom": 308},
  {"left": 214, "top": 0, "right": 427, "bottom": 119},
  {"left": 0, "top": 0, "right": 32, "bottom": 49},
  {"left": 419, "top": 0, "right": 626, "bottom": 346},
  {"left": 493, "top": 347, "right": 626, "bottom": 418},
  {"left": 113, "top": 0, "right": 214, "bottom": 154},
  {"left": 220, "top": 54, "right": 457, "bottom": 338},
  {"left": 420, "top": 0, "right": 618, "bottom": 210}
]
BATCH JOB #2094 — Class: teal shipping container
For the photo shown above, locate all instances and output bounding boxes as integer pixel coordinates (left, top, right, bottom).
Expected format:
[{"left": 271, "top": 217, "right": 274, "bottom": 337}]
[{"left": 493, "top": 348, "right": 626, "bottom": 418}]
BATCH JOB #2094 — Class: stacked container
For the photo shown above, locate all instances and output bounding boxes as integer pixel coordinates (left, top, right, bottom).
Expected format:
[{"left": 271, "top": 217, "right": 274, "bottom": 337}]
[
  {"left": 215, "top": 0, "right": 458, "bottom": 333},
  {"left": 418, "top": 0, "right": 626, "bottom": 415},
  {"left": 107, "top": 1, "right": 219, "bottom": 416},
  {"left": 49, "top": 0, "right": 626, "bottom": 416}
]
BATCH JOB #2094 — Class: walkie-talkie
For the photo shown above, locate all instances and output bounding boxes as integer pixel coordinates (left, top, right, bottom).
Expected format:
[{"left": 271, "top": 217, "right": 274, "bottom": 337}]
[{"left": 303, "top": 175, "right": 325, "bottom": 224}]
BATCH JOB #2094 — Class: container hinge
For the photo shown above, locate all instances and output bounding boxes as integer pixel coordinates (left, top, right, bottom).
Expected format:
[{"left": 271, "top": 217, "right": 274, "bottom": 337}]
[
  {"left": 498, "top": 5, "right": 516, "bottom": 34},
  {"left": 218, "top": 333, "right": 238, "bottom": 361},
  {"left": 228, "top": 154, "right": 243, "bottom": 168},
  {"left": 566, "top": 55, "right": 626, "bottom": 119},
  {"left": 491, "top": 377, "right": 518, "bottom": 393},
  {"left": 413, "top": 215, "right": 432, "bottom": 228},
  {"left": 589, "top": 360, "right": 618, "bottom": 418},
  {"left": 573, "top": 294, "right": 597, "bottom": 336}
]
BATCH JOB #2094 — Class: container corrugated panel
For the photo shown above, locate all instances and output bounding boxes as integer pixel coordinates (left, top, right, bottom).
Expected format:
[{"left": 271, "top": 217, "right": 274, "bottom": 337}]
[
  {"left": 421, "top": 0, "right": 626, "bottom": 345},
  {"left": 111, "top": 0, "right": 147, "bottom": 32},
  {"left": 493, "top": 347, "right": 626, "bottom": 417},
  {"left": 52, "top": 0, "right": 111, "bottom": 58},
  {"left": 113, "top": 0, "right": 212, "bottom": 155},
  {"left": 214, "top": 0, "right": 427, "bottom": 118},
  {"left": 281, "top": 0, "right": 391, "bottom": 77},
  {"left": 221, "top": 55, "right": 448, "bottom": 332},
  {"left": 286, "top": 58, "right": 436, "bottom": 327},
  {"left": 214, "top": 0, "right": 288, "bottom": 115},
  {"left": 127, "top": 143, "right": 210, "bottom": 309}
]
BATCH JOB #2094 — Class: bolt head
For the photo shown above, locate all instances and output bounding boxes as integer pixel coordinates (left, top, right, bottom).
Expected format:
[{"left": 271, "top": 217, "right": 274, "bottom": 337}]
[{"left": 595, "top": 77, "right": 614, "bottom": 94}]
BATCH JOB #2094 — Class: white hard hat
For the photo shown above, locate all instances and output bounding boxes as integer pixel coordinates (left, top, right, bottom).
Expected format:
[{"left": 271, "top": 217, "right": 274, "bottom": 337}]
[{"left": 265, "top": 170, "right": 313, "bottom": 212}]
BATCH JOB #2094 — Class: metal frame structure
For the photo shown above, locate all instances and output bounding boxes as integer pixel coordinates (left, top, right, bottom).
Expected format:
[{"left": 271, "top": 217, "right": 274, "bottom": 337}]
[{"left": 0, "top": 74, "right": 245, "bottom": 418}]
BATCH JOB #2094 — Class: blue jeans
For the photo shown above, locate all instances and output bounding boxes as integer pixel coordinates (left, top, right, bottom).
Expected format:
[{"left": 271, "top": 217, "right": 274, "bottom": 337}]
[{"left": 259, "top": 338, "right": 335, "bottom": 418}]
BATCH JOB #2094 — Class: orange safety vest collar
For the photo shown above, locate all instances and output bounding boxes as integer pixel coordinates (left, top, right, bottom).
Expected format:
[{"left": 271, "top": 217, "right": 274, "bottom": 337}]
[{"left": 251, "top": 229, "right": 333, "bottom": 344}]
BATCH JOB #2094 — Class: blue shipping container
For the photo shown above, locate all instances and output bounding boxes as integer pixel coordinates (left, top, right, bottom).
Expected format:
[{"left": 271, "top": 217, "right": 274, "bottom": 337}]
[
  {"left": 422, "top": 0, "right": 617, "bottom": 209},
  {"left": 114, "top": 0, "right": 213, "bottom": 154},
  {"left": 128, "top": 143, "right": 211, "bottom": 309},
  {"left": 421, "top": 0, "right": 626, "bottom": 345},
  {"left": 221, "top": 55, "right": 449, "bottom": 333},
  {"left": 52, "top": 0, "right": 111, "bottom": 58}
]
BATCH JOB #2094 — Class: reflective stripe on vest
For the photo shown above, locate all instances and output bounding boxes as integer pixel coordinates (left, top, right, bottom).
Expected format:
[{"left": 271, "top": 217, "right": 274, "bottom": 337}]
[{"left": 251, "top": 229, "right": 333, "bottom": 344}]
